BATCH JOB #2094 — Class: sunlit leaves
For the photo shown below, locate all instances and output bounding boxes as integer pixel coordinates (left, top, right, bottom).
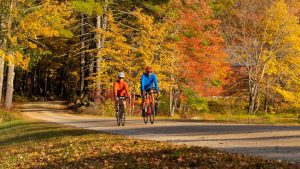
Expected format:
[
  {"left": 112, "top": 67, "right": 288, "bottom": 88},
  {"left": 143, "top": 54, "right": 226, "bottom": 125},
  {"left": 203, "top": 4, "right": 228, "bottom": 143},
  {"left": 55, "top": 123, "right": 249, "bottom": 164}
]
[
  {"left": 92, "top": 8, "right": 176, "bottom": 92},
  {"left": 0, "top": 121, "right": 294, "bottom": 168},
  {"left": 71, "top": 0, "right": 103, "bottom": 16},
  {"left": 18, "top": 0, "right": 73, "bottom": 45},
  {"left": 174, "top": 0, "right": 229, "bottom": 96},
  {"left": 262, "top": 0, "right": 300, "bottom": 107}
]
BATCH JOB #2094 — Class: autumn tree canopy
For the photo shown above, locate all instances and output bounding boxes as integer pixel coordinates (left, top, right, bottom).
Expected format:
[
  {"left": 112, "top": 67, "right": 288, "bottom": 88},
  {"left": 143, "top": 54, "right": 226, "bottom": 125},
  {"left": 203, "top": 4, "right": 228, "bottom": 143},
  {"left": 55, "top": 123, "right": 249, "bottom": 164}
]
[{"left": 0, "top": 0, "right": 299, "bottom": 115}]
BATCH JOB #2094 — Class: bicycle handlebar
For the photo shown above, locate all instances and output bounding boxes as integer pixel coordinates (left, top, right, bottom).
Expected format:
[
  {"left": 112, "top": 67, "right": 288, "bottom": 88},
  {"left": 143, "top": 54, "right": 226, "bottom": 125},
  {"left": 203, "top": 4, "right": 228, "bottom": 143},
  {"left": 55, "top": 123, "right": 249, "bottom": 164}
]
[
  {"left": 117, "top": 96, "right": 130, "bottom": 100},
  {"left": 145, "top": 90, "right": 158, "bottom": 94}
]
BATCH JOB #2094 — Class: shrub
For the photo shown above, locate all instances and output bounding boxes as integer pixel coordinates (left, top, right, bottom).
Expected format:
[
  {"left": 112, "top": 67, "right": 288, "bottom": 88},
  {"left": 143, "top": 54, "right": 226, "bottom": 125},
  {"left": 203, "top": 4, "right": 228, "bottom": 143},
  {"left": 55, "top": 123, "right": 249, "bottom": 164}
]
[{"left": 182, "top": 88, "right": 208, "bottom": 113}]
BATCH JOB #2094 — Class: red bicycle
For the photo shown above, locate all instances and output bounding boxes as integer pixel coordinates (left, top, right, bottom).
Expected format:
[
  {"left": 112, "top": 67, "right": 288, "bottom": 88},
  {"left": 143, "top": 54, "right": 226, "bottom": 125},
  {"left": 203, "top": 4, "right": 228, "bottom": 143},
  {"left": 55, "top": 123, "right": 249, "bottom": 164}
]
[{"left": 143, "top": 90, "right": 156, "bottom": 124}]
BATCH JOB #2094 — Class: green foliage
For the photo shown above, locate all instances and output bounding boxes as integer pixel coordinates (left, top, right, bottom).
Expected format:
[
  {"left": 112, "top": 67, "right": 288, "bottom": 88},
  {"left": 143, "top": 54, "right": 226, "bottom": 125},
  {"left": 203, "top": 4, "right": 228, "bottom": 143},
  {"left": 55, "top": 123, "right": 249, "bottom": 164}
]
[
  {"left": 182, "top": 88, "right": 208, "bottom": 112},
  {"left": 183, "top": 29, "right": 195, "bottom": 38},
  {"left": 142, "top": 2, "right": 166, "bottom": 15},
  {"left": 209, "top": 0, "right": 235, "bottom": 17},
  {"left": 169, "top": 34, "right": 181, "bottom": 41},
  {"left": 71, "top": 0, "right": 103, "bottom": 16},
  {"left": 58, "top": 29, "right": 73, "bottom": 38},
  {"left": 206, "top": 98, "right": 299, "bottom": 124},
  {"left": 202, "top": 38, "right": 209, "bottom": 46},
  {"left": 208, "top": 98, "right": 246, "bottom": 114},
  {"left": 210, "top": 79, "right": 222, "bottom": 87},
  {"left": 131, "top": 0, "right": 172, "bottom": 6},
  {"left": 156, "top": 93, "right": 172, "bottom": 116}
]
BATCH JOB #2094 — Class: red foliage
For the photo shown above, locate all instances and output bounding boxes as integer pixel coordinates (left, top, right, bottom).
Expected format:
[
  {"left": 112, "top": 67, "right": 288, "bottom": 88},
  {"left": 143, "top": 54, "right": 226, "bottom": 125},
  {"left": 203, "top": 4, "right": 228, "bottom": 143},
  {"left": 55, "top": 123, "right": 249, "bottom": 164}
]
[{"left": 174, "top": 0, "right": 229, "bottom": 96}]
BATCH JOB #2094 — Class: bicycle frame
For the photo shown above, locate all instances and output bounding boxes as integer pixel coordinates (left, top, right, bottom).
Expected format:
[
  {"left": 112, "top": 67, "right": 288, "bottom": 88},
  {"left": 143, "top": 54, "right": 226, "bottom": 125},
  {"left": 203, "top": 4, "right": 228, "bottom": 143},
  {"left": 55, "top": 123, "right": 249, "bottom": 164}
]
[
  {"left": 142, "top": 90, "right": 156, "bottom": 124},
  {"left": 116, "top": 96, "right": 128, "bottom": 126},
  {"left": 144, "top": 92, "right": 155, "bottom": 116}
]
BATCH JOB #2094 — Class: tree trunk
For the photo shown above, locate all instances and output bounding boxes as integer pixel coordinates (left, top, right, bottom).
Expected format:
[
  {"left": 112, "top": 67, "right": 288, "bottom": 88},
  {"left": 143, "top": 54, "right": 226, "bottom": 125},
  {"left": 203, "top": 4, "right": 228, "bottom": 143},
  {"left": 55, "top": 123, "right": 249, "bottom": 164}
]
[
  {"left": 4, "top": 0, "right": 15, "bottom": 109},
  {"left": 94, "top": 15, "right": 102, "bottom": 102},
  {"left": 80, "top": 14, "right": 85, "bottom": 98},
  {"left": 169, "top": 88, "right": 173, "bottom": 117},
  {"left": 171, "top": 89, "right": 178, "bottom": 116},
  {"left": 94, "top": 1, "right": 108, "bottom": 102},
  {"left": 44, "top": 70, "right": 47, "bottom": 96},
  {"left": 264, "top": 76, "right": 270, "bottom": 112},
  {"left": 0, "top": 0, "right": 7, "bottom": 103},
  {"left": 0, "top": 52, "right": 4, "bottom": 102},
  {"left": 4, "top": 63, "right": 14, "bottom": 109}
]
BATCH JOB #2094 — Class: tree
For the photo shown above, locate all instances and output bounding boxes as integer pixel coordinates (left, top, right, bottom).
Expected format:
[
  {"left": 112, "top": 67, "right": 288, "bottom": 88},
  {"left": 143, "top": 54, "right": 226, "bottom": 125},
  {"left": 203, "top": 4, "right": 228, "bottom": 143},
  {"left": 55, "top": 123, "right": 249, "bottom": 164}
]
[
  {"left": 0, "top": 0, "right": 72, "bottom": 109},
  {"left": 263, "top": 0, "right": 300, "bottom": 110},
  {"left": 218, "top": 0, "right": 300, "bottom": 113},
  {"left": 173, "top": 0, "right": 229, "bottom": 97}
]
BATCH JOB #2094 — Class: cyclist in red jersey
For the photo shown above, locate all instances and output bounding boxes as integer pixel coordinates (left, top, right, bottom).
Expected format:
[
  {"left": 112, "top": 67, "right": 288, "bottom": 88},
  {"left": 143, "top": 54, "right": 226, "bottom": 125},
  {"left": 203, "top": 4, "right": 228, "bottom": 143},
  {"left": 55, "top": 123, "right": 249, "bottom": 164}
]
[{"left": 113, "top": 72, "right": 129, "bottom": 117}]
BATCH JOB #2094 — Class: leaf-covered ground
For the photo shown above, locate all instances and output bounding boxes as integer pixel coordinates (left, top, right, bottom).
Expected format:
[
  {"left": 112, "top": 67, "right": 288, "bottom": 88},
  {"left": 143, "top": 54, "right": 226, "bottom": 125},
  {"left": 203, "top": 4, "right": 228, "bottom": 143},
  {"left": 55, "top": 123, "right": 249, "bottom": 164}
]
[{"left": 0, "top": 121, "right": 299, "bottom": 169}]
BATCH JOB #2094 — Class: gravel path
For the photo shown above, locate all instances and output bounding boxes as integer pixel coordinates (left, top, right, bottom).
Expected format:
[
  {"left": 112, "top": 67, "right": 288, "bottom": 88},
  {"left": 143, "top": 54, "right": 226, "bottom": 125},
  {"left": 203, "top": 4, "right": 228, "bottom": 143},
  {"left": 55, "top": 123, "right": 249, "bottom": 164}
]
[{"left": 21, "top": 102, "right": 300, "bottom": 163}]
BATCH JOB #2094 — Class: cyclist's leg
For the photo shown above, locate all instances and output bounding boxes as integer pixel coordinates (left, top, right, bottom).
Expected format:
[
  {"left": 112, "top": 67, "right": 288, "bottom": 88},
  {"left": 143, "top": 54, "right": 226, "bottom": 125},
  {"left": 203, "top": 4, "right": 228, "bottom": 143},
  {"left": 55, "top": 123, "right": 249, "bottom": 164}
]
[
  {"left": 141, "top": 90, "right": 145, "bottom": 116},
  {"left": 115, "top": 98, "right": 118, "bottom": 117}
]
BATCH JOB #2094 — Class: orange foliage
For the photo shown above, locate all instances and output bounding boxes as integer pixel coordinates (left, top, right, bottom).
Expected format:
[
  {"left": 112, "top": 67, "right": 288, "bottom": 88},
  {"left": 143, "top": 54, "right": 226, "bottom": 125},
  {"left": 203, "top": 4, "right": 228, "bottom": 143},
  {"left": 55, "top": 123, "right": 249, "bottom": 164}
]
[{"left": 174, "top": 0, "right": 229, "bottom": 96}]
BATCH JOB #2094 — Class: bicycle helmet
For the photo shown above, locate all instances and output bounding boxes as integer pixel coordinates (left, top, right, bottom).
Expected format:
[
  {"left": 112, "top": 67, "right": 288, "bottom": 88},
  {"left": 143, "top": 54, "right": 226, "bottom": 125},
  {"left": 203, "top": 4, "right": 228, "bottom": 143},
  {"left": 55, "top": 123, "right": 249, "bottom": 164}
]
[
  {"left": 118, "top": 72, "right": 125, "bottom": 78},
  {"left": 146, "top": 66, "right": 152, "bottom": 73}
]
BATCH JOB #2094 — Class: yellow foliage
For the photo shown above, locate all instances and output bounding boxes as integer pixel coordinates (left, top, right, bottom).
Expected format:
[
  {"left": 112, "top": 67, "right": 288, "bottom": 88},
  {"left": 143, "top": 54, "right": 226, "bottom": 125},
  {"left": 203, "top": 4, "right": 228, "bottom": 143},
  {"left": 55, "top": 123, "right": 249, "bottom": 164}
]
[
  {"left": 1, "top": 0, "right": 72, "bottom": 71},
  {"left": 4, "top": 51, "right": 30, "bottom": 70},
  {"left": 0, "top": 49, "right": 5, "bottom": 59},
  {"left": 93, "top": 9, "right": 177, "bottom": 92},
  {"left": 263, "top": 0, "right": 300, "bottom": 107},
  {"left": 17, "top": 0, "right": 72, "bottom": 48}
]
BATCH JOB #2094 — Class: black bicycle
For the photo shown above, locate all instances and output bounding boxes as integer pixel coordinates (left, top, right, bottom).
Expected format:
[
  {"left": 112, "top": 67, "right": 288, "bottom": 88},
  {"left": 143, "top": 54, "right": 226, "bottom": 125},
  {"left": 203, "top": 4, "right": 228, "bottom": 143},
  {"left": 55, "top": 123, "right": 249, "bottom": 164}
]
[{"left": 116, "top": 97, "right": 128, "bottom": 126}]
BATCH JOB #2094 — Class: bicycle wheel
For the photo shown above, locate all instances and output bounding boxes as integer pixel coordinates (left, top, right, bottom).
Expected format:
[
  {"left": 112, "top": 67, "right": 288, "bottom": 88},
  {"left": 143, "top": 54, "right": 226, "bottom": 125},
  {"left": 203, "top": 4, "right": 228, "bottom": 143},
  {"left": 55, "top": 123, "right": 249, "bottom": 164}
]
[
  {"left": 120, "top": 104, "right": 126, "bottom": 126},
  {"left": 118, "top": 103, "right": 125, "bottom": 126},
  {"left": 143, "top": 104, "right": 149, "bottom": 124},
  {"left": 117, "top": 112, "right": 121, "bottom": 126},
  {"left": 150, "top": 102, "right": 155, "bottom": 124},
  {"left": 116, "top": 104, "right": 120, "bottom": 126},
  {"left": 122, "top": 112, "right": 125, "bottom": 126}
]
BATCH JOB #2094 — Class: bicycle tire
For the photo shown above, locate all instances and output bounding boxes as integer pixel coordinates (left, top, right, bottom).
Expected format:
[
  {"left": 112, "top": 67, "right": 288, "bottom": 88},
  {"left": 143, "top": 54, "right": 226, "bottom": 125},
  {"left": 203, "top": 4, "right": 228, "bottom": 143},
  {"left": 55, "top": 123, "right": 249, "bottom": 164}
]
[
  {"left": 117, "top": 113, "right": 121, "bottom": 126},
  {"left": 150, "top": 102, "right": 155, "bottom": 124},
  {"left": 120, "top": 104, "right": 126, "bottom": 126},
  {"left": 143, "top": 104, "right": 149, "bottom": 124}
]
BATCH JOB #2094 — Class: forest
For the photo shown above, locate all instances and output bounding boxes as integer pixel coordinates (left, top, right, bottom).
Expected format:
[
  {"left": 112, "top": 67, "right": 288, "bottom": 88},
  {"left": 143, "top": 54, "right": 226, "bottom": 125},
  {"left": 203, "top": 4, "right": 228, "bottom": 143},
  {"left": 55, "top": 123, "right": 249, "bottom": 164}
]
[{"left": 0, "top": 0, "right": 299, "bottom": 116}]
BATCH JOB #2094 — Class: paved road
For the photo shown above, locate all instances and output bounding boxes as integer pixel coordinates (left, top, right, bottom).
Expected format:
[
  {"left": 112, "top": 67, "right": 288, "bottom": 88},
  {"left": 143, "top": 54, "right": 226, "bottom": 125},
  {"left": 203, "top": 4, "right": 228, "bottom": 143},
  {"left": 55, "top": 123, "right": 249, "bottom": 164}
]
[{"left": 21, "top": 102, "right": 300, "bottom": 163}]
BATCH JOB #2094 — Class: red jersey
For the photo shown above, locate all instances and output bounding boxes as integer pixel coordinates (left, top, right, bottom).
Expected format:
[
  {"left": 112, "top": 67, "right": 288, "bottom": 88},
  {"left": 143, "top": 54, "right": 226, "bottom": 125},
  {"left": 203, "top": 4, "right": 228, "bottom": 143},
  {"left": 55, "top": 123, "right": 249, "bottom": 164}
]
[{"left": 113, "top": 80, "right": 129, "bottom": 97}]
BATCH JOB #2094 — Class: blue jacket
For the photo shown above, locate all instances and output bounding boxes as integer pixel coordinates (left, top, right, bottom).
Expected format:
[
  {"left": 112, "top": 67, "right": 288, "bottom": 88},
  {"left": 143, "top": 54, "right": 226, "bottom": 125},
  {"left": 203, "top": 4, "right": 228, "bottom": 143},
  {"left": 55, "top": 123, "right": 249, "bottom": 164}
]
[{"left": 140, "top": 73, "right": 159, "bottom": 92}]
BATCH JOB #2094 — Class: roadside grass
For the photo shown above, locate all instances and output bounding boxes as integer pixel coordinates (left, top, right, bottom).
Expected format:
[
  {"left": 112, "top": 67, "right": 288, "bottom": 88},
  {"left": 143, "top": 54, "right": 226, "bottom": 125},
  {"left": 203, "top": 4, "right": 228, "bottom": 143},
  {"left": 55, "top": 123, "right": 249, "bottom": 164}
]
[
  {"left": 181, "top": 112, "right": 300, "bottom": 124},
  {"left": 66, "top": 98, "right": 300, "bottom": 124},
  {"left": 0, "top": 109, "right": 21, "bottom": 124},
  {"left": 0, "top": 120, "right": 298, "bottom": 169}
]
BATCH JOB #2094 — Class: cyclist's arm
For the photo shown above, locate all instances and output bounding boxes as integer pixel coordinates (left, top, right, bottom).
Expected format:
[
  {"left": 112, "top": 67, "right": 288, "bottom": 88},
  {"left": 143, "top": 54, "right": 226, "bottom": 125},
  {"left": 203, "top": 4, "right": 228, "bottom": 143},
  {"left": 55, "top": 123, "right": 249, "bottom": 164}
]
[
  {"left": 153, "top": 74, "right": 159, "bottom": 92},
  {"left": 113, "top": 83, "right": 118, "bottom": 97},
  {"left": 140, "top": 75, "right": 145, "bottom": 92}
]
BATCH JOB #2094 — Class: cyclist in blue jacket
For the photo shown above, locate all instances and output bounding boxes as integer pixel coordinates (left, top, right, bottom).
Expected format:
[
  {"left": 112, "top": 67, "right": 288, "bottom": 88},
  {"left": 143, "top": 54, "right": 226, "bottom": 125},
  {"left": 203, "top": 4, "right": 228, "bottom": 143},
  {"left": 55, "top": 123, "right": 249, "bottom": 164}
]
[{"left": 140, "top": 66, "right": 160, "bottom": 116}]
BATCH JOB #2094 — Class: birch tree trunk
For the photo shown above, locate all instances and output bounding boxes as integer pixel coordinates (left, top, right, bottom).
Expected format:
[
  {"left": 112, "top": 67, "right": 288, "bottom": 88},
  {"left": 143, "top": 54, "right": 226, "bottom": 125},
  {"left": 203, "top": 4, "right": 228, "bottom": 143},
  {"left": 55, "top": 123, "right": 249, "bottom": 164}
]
[
  {"left": 4, "top": 63, "right": 14, "bottom": 109},
  {"left": 94, "top": 15, "right": 102, "bottom": 102},
  {"left": 94, "top": 0, "right": 107, "bottom": 102},
  {"left": 4, "top": 0, "right": 15, "bottom": 109},
  {"left": 80, "top": 14, "right": 85, "bottom": 98},
  {"left": 0, "top": 0, "right": 7, "bottom": 102}
]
